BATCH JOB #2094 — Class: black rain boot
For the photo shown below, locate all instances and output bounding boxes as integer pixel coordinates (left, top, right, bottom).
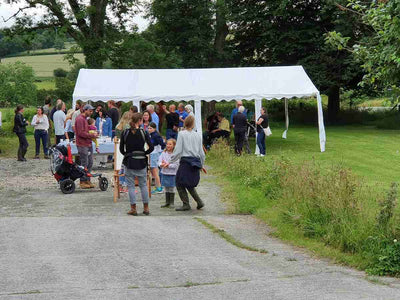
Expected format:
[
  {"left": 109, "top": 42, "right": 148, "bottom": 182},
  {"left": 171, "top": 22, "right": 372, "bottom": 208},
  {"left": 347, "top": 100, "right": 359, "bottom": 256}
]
[
  {"left": 161, "top": 193, "right": 171, "bottom": 208},
  {"left": 21, "top": 149, "right": 27, "bottom": 161},
  {"left": 169, "top": 192, "right": 175, "bottom": 208},
  {"left": 176, "top": 187, "right": 191, "bottom": 211},
  {"left": 188, "top": 188, "right": 204, "bottom": 210},
  {"left": 17, "top": 147, "right": 23, "bottom": 161}
]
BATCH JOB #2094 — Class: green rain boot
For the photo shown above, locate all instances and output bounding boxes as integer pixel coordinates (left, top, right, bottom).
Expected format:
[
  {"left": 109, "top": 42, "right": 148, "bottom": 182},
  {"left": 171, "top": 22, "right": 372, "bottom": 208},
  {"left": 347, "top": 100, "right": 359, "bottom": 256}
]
[{"left": 161, "top": 193, "right": 171, "bottom": 208}]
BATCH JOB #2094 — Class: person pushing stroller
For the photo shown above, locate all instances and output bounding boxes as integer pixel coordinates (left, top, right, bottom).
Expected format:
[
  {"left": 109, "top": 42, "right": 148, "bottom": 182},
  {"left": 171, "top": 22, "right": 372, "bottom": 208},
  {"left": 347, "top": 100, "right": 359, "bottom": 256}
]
[{"left": 75, "top": 104, "right": 98, "bottom": 189}]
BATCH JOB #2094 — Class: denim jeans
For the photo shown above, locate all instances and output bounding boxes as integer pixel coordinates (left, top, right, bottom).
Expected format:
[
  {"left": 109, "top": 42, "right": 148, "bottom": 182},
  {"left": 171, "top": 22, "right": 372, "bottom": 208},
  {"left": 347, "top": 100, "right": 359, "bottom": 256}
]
[
  {"left": 119, "top": 167, "right": 126, "bottom": 186},
  {"left": 125, "top": 167, "right": 149, "bottom": 205},
  {"left": 166, "top": 128, "right": 178, "bottom": 140},
  {"left": 256, "top": 130, "right": 266, "bottom": 155},
  {"left": 77, "top": 146, "right": 93, "bottom": 182},
  {"left": 34, "top": 130, "right": 48, "bottom": 155}
]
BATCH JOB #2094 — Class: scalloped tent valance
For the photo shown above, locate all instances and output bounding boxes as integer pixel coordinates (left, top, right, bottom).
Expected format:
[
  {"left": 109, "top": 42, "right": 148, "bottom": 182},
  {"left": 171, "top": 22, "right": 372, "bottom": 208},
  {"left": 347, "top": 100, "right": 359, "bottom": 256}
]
[{"left": 73, "top": 66, "right": 326, "bottom": 152}]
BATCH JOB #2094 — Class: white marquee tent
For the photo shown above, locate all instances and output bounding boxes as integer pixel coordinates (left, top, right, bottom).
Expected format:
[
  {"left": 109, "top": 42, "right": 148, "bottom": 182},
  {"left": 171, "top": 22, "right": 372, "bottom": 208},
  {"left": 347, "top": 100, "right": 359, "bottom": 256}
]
[{"left": 73, "top": 66, "right": 326, "bottom": 152}]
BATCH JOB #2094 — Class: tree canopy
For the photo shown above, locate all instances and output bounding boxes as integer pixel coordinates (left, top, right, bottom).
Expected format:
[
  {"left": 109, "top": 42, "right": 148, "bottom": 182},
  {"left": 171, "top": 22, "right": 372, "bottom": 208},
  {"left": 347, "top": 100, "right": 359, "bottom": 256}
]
[
  {"left": 0, "top": 62, "right": 36, "bottom": 107},
  {"left": 3, "top": 0, "right": 141, "bottom": 68},
  {"left": 327, "top": 0, "right": 400, "bottom": 92},
  {"left": 227, "top": 0, "right": 365, "bottom": 122}
]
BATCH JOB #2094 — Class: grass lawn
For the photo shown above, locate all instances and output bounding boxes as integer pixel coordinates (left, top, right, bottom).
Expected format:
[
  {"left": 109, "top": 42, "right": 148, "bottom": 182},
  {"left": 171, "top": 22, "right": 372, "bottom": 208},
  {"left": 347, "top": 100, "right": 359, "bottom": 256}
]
[
  {"left": 2, "top": 53, "right": 85, "bottom": 77},
  {"left": 263, "top": 124, "right": 400, "bottom": 189},
  {"left": 34, "top": 79, "right": 56, "bottom": 90}
]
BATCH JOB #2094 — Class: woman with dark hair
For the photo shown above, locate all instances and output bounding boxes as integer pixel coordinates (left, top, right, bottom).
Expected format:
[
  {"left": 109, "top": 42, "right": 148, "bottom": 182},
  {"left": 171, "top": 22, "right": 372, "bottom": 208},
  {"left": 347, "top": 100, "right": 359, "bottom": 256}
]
[
  {"left": 120, "top": 113, "right": 154, "bottom": 216},
  {"left": 13, "top": 105, "right": 29, "bottom": 161},
  {"left": 31, "top": 106, "right": 49, "bottom": 159},
  {"left": 256, "top": 107, "right": 269, "bottom": 157},
  {"left": 171, "top": 115, "right": 205, "bottom": 211},
  {"left": 95, "top": 108, "right": 112, "bottom": 137},
  {"left": 141, "top": 110, "right": 152, "bottom": 132}
]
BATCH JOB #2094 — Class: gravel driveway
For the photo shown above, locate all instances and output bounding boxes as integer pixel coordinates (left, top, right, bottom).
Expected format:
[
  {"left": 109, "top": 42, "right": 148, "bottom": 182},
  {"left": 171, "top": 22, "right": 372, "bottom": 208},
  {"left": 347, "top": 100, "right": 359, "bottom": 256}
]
[{"left": 1, "top": 158, "right": 400, "bottom": 299}]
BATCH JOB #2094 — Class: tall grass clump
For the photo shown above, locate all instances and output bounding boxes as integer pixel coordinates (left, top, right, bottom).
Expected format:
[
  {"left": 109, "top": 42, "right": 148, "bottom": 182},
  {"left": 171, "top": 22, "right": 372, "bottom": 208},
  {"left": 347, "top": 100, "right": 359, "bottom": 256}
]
[{"left": 207, "top": 141, "right": 400, "bottom": 276}]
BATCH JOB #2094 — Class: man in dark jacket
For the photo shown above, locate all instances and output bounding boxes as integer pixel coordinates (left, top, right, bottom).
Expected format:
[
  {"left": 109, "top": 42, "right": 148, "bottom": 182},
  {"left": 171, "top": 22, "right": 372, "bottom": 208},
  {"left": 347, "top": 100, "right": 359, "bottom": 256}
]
[
  {"left": 163, "top": 104, "right": 179, "bottom": 140},
  {"left": 107, "top": 100, "right": 120, "bottom": 138},
  {"left": 232, "top": 106, "right": 248, "bottom": 155}
]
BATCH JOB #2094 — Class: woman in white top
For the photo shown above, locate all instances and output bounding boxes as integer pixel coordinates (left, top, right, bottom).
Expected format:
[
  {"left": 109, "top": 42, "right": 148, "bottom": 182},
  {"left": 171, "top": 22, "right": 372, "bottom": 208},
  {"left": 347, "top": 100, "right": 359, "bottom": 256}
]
[
  {"left": 64, "top": 109, "right": 75, "bottom": 140},
  {"left": 31, "top": 106, "right": 50, "bottom": 159},
  {"left": 171, "top": 115, "right": 205, "bottom": 211}
]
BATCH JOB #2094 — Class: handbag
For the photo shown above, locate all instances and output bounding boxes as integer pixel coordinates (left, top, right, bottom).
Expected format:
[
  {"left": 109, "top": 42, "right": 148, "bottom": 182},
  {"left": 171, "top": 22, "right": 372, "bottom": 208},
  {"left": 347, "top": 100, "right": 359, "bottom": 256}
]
[{"left": 263, "top": 126, "right": 272, "bottom": 137}]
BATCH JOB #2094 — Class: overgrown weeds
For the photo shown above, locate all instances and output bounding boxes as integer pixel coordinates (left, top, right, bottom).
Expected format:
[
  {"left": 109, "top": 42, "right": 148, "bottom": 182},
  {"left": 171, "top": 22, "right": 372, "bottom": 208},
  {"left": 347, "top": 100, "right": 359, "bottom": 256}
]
[{"left": 207, "top": 141, "right": 400, "bottom": 276}]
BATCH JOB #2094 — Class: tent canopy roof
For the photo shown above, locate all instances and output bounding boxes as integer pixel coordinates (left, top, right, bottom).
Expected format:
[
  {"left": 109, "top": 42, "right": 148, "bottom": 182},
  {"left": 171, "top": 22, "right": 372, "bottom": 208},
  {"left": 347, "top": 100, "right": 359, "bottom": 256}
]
[{"left": 72, "top": 66, "right": 319, "bottom": 104}]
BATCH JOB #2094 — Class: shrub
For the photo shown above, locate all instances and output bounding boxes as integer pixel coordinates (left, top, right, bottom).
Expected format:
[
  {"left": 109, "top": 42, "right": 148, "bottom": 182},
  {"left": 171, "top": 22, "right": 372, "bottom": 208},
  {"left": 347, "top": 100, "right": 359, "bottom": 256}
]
[
  {"left": 53, "top": 68, "right": 68, "bottom": 78},
  {"left": 376, "top": 112, "right": 400, "bottom": 129},
  {"left": 0, "top": 62, "right": 37, "bottom": 107},
  {"left": 36, "top": 89, "right": 57, "bottom": 106}
]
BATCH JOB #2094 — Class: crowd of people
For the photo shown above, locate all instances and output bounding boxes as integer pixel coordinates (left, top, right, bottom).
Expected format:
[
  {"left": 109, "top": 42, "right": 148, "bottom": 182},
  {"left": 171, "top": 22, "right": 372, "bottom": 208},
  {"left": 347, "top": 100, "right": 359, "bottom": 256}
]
[{"left": 13, "top": 98, "right": 270, "bottom": 214}]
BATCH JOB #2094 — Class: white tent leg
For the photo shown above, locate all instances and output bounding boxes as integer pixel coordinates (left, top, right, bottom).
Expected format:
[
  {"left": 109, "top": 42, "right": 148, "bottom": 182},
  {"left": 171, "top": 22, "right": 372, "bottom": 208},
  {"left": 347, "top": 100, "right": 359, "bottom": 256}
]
[
  {"left": 255, "top": 99, "right": 262, "bottom": 154},
  {"left": 282, "top": 98, "right": 289, "bottom": 139},
  {"left": 194, "top": 100, "right": 202, "bottom": 134},
  {"left": 316, "top": 92, "right": 326, "bottom": 152},
  {"left": 132, "top": 100, "right": 141, "bottom": 112}
]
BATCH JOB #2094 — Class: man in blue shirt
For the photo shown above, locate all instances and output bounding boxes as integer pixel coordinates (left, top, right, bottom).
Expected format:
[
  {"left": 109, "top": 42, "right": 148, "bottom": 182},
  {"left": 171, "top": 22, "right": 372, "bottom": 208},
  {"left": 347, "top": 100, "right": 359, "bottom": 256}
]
[
  {"left": 146, "top": 104, "right": 159, "bottom": 130},
  {"left": 176, "top": 103, "right": 188, "bottom": 129},
  {"left": 230, "top": 100, "right": 248, "bottom": 123},
  {"left": 230, "top": 100, "right": 251, "bottom": 154}
]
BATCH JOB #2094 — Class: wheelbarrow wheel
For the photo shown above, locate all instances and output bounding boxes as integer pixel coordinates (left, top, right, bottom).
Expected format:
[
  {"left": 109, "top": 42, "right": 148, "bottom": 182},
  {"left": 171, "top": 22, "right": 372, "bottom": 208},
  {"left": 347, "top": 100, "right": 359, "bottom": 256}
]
[
  {"left": 60, "top": 179, "right": 75, "bottom": 194},
  {"left": 99, "top": 177, "right": 108, "bottom": 191}
]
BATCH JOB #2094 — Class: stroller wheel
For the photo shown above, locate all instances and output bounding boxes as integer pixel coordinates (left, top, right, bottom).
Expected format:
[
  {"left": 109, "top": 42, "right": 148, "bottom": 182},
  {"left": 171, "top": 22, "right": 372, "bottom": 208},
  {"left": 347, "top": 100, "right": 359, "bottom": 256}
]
[
  {"left": 99, "top": 177, "right": 109, "bottom": 191},
  {"left": 60, "top": 179, "right": 75, "bottom": 194}
]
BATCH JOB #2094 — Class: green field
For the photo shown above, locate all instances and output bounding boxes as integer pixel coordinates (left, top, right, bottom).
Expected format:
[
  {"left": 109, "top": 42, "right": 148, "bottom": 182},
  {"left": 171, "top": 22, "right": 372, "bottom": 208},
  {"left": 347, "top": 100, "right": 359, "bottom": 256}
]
[
  {"left": 2, "top": 53, "right": 85, "bottom": 77},
  {"left": 10, "top": 42, "right": 79, "bottom": 56}
]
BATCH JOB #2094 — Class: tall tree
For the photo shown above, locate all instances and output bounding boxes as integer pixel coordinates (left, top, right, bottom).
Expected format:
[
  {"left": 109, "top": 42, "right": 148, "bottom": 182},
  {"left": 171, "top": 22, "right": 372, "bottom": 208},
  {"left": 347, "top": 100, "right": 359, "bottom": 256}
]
[
  {"left": 149, "top": 0, "right": 214, "bottom": 68},
  {"left": 227, "top": 0, "right": 365, "bottom": 123},
  {"left": 3, "top": 0, "right": 141, "bottom": 68},
  {"left": 326, "top": 0, "right": 400, "bottom": 93},
  {"left": 148, "top": 0, "right": 231, "bottom": 113}
]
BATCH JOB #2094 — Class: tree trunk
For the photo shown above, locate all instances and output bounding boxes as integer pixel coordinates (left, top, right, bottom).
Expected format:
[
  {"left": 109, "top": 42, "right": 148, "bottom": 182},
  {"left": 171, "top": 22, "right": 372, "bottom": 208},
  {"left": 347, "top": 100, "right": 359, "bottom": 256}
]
[
  {"left": 204, "top": 101, "right": 216, "bottom": 117},
  {"left": 327, "top": 85, "right": 340, "bottom": 124},
  {"left": 211, "top": 0, "right": 228, "bottom": 67},
  {"left": 82, "top": 39, "right": 105, "bottom": 69}
]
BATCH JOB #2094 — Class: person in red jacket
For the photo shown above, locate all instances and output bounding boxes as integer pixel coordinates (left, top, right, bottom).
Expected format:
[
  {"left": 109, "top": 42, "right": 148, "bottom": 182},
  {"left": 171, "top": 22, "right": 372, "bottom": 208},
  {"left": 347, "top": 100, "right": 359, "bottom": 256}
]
[{"left": 75, "top": 104, "right": 98, "bottom": 189}]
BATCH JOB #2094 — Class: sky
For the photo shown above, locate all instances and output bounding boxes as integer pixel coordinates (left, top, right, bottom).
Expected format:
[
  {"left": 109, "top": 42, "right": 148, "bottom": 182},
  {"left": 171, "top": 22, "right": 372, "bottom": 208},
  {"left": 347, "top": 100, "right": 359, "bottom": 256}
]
[{"left": 0, "top": 3, "right": 150, "bottom": 31}]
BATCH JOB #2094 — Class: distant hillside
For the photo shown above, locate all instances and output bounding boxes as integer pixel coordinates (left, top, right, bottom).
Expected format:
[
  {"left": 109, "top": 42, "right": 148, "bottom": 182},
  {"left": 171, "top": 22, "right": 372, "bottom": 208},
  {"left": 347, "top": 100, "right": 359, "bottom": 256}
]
[{"left": 2, "top": 53, "right": 85, "bottom": 77}]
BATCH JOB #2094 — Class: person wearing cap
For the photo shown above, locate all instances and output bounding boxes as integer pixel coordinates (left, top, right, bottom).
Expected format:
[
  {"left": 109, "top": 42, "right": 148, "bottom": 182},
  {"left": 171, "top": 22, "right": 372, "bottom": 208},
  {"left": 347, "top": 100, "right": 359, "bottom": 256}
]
[{"left": 75, "top": 104, "right": 98, "bottom": 189}]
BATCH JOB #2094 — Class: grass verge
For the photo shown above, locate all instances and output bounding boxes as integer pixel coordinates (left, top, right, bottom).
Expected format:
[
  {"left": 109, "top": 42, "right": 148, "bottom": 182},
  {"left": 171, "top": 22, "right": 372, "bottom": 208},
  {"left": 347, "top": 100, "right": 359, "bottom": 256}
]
[
  {"left": 206, "top": 134, "right": 400, "bottom": 277},
  {"left": 195, "top": 217, "right": 268, "bottom": 254}
]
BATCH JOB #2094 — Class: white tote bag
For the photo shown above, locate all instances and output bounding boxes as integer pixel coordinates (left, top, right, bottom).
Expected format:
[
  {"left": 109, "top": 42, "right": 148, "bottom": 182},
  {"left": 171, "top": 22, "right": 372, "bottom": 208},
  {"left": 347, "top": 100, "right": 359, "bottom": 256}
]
[{"left": 263, "top": 126, "right": 272, "bottom": 137}]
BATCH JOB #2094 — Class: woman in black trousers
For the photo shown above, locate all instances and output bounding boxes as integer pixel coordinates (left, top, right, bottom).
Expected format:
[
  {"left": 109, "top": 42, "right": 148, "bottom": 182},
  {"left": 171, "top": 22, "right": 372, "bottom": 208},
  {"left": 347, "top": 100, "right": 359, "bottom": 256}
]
[
  {"left": 232, "top": 105, "right": 247, "bottom": 155},
  {"left": 171, "top": 115, "right": 205, "bottom": 211},
  {"left": 13, "top": 105, "right": 29, "bottom": 161}
]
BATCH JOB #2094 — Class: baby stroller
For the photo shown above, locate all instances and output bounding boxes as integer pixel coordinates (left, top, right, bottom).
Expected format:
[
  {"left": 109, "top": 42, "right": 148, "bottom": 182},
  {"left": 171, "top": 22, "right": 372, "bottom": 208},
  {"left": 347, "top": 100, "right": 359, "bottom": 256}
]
[{"left": 49, "top": 144, "right": 109, "bottom": 194}]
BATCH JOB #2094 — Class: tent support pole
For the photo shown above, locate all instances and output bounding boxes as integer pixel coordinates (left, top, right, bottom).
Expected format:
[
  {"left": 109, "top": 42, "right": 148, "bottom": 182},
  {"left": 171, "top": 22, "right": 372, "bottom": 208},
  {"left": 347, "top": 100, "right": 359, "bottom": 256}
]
[
  {"left": 194, "top": 100, "right": 202, "bottom": 134},
  {"left": 132, "top": 100, "right": 141, "bottom": 112},
  {"left": 282, "top": 98, "right": 289, "bottom": 139},
  {"left": 316, "top": 92, "right": 326, "bottom": 152}
]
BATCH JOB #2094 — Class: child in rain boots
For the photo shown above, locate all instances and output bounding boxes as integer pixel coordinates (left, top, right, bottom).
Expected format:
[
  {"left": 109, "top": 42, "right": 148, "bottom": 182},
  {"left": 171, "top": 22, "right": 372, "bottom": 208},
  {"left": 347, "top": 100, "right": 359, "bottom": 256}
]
[{"left": 158, "top": 139, "right": 178, "bottom": 208}]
